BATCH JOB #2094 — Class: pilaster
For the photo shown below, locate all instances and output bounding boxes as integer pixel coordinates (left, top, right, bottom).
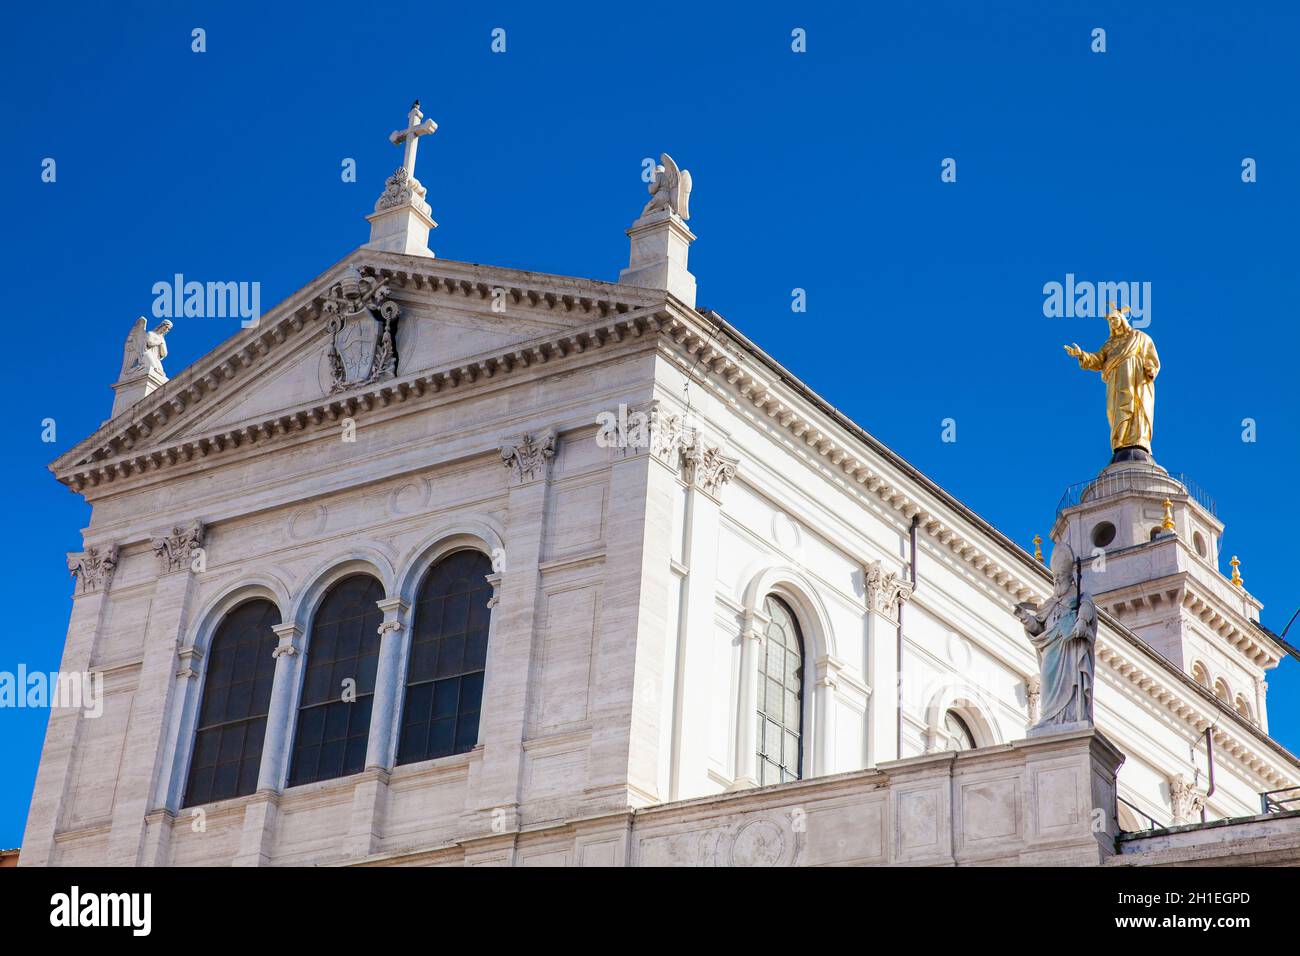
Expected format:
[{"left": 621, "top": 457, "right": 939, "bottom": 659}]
[{"left": 106, "top": 563, "right": 200, "bottom": 865}]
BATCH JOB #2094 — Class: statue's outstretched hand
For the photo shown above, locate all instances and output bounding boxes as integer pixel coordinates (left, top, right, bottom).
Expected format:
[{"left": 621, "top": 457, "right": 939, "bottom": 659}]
[{"left": 1063, "top": 343, "right": 1083, "bottom": 359}]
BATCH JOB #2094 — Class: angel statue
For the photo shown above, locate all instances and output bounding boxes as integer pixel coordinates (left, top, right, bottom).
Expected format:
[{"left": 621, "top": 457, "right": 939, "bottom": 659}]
[
  {"left": 1013, "top": 542, "right": 1098, "bottom": 734},
  {"left": 641, "top": 153, "right": 692, "bottom": 221},
  {"left": 120, "top": 317, "right": 174, "bottom": 381}
]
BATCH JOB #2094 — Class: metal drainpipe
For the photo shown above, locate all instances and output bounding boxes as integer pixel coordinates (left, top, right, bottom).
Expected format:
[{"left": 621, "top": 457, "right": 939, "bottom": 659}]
[
  {"left": 897, "top": 515, "right": 920, "bottom": 758},
  {"left": 1200, "top": 727, "right": 1217, "bottom": 823}
]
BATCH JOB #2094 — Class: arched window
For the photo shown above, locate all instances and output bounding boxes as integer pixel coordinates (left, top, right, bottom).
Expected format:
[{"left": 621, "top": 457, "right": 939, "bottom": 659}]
[
  {"left": 944, "top": 710, "right": 977, "bottom": 751},
  {"left": 288, "top": 575, "right": 384, "bottom": 787},
  {"left": 397, "top": 550, "right": 493, "bottom": 765},
  {"left": 1191, "top": 661, "right": 1210, "bottom": 688},
  {"left": 1234, "top": 694, "right": 1254, "bottom": 723},
  {"left": 1213, "top": 678, "right": 1231, "bottom": 704},
  {"left": 184, "top": 599, "right": 280, "bottom": 807},
  {"left": 756, "top": 595, "right": 804, "bottom": 785}
]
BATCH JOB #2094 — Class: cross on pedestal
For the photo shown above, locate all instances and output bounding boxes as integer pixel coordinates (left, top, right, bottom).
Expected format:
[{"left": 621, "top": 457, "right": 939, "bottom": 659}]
[{"left": 389, "top": 100, "right": 437, "bottom": 178}]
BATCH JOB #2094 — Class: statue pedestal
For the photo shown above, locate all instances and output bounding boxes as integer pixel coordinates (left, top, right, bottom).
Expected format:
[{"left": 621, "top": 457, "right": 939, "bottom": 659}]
[
  {"left": 1027, "top": 718, "right": 1093, "bottom": 739},
  {"left": 618, "top": 209, "right": 696, "bottom": 308},
  {"left": 111, "top": 367, "right": 167, "bottom": 418},
  {"left": 365, "top": 201, "right": 437, "bottom": 257}
]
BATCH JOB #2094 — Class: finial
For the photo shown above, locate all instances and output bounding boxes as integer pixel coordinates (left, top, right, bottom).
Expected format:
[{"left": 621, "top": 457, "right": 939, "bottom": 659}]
[
  {"left": 1229, "top": 555, "right": 1243, "bottom": 588},
  {"left": 1161, "top": 498, "right": 1175, "bottom": 532},
  {"left": 1032, "top": 535, "right": 1044, "bottom": 564}
]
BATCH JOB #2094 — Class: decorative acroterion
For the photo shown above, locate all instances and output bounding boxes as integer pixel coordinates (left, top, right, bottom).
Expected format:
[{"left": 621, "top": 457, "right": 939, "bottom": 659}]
[
  {"left": 112, "top": 317, "right": 174, "bottom": 415},
  {"left": 1033, "top": 534, "right": 1044, "bottom": 563},
  {"left": 365, "top": 99, "right": 438, "bottom": 257},
  {"left": 619, "top": 152, "right": 697, "bottom": 308},
  {"left": 1230, "top": 555, "right": 1243, "bottom": 588},
  {"left": 1161, "top": 498, "right": 1175, "bottom": 532}
]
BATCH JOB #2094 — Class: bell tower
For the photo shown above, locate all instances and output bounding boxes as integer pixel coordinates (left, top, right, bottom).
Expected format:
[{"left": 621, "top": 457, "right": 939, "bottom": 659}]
[{"left": 1050, "top": 459, "right": 1282, "bottom": 731}]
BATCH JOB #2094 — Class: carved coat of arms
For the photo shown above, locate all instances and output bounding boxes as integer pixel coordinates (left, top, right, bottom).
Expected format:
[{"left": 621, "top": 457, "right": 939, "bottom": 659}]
[{"left": 319, "top": 267, "right": 401, "bottom": 394}]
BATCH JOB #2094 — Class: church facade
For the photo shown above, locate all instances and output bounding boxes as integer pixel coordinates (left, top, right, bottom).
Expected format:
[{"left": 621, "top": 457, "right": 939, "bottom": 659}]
[{"left": 22, "top": 105, "right": 1300, "bottom": 867}]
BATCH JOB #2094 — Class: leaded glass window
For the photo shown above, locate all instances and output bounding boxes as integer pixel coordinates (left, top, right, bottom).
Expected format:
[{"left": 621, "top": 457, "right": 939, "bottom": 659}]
[
  {"left": 288, "top": 575, "right": 383, "bottom": 786},
  {"left": 756, "top": 595, "right": 804, "bottom": 785},
  {"left": 183, "top": 599, "right": 280, "bottom": 807},
  {"left": 397, "top": 550, "right": 493, "bottom": 765}
]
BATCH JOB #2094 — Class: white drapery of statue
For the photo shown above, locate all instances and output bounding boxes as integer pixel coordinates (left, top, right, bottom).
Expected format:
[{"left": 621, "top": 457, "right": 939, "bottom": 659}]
[{"left": 1015, "top": 543, "right": 1098, "bottom": 731}]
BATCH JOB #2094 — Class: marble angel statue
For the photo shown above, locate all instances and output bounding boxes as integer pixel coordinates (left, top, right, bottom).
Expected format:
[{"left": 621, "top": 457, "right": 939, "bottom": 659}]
[
  {"left": 642, "top": 153, "right": 692, "bottom": 221},
  {"left": 120, "top": 316, "right": 174, "bottom": 381}
]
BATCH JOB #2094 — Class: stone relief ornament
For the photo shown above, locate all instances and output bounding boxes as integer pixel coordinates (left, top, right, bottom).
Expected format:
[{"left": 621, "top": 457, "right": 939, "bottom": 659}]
[
  {"left": 1026, "top": 675, "right": 1042, "bottom": 725},
  {"left": 119, "top": 316, "right": 173, "bottom": 381},
  {"left": 500, "top": 428, "right": 558, "bottom": 483},
  {"left": 1169, "top": 773, "right": 1207, "bottom": 825},
  {"left": 682, "top": 437, "right": 738, "bottom": 497},
  {"left": 320, "top": 267, "right": 401, "bottom": 394},
  {"left": 651, "top": 410, "right": 691, "bottom": 466},
  {"left": 376, "top": 165, "right": 422, "bottom": 211},
  {"left": 641, "top": 152, "right": 692, "bottom": 222},
  {"left": 865, "top": 561, "right": 913, "bottom": 620},
  {"left": 1014, "top": 542, "right": 1098, "bottom": 735},
  {"left": 151, "top": 520, "right": 205, "bottom": 573},
  {"left": 68, "top": 544, "right": 119, "bottom": 593}
]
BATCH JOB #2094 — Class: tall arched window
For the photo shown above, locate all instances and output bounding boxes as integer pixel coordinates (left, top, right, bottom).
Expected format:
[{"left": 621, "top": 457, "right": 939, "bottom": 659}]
[
  {"left": 756, "top": 595, "right": 804, "bottom": 785},
  {"left": 397, "top": 550, "right": 493, "bottom": 765},
  {"left": 288, "top": 575, "right": 384, "bottom": 787},
  {"left": 944, "top": 710, "right": 977, "bottom": 751},
  {"left": 184, "top": 599, "right": 280, "bottom": 807}
]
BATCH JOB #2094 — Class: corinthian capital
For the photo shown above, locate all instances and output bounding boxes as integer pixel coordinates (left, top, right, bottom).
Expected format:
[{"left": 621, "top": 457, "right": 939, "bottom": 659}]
[
  {"left": 151, "top": 520, "right": 206, "bottom": 574},
  {"left": 1168, "top": 773, "right": 1206, "bottom": 825},
  {"left": 500, "top": 427, "right": 558, "bottom": 484},
  {"left": 865, "top": 560, "right": 912, "bottom": 621},
  {"left": 68, "top": 543, "right": 119, "bottom": 594},
  {"left": 682, "top": 435, "right": 738, "bottom": 498}
]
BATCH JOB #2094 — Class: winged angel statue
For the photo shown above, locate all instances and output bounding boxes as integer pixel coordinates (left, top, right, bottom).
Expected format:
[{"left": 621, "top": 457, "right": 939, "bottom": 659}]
[
  {"left": 120, "top": 317, "right": 174, "bottom": 381},
  {"left": 641, "top": 153, "right": 692, "bottom": 221}
]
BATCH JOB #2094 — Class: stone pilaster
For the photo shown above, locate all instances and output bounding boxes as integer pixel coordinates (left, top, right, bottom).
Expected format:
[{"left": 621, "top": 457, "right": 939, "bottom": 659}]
[
  {"left": 462, "top": 431, "right": 558, "bottom": 836},
  {"left": 864, "top": 560, "right": 911, "bottom": 765},
  {"left": 366, "top": 597, "right": 411, "bottom": 771},
  {"left": 731, "top": 606, "right": 770, "bottom": 790},
  {"left": 233, "top": 790, "right": 280, "bottom": 867},
  {"left": 18, "top": 583, "right": 113, "bottom": 866},
  {"left": 583, "top": 445, "right": 681, "bottom": 812},
  {"left": 107, "top": 565, "right": 200, "bottom": 865},
  {"left": 258, "top": 622, "right": 305, "bottom": 791},
  {"left": 668, "top": 429, "right": 732, "bottom": 800}
]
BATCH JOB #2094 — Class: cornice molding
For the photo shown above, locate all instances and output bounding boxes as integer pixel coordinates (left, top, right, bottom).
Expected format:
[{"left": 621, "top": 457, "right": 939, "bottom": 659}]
[
  {"left": 1096, "top": 572, "right": 1280, "bottom": 667},
  {"left": 52, "top": 255, "right": 669, "bottom": 494}
]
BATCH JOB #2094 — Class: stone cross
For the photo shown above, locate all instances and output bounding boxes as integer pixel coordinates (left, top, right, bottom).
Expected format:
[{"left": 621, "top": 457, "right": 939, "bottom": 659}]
[{"left": 389, "top": 100, "right": 437, "bottom": 178}]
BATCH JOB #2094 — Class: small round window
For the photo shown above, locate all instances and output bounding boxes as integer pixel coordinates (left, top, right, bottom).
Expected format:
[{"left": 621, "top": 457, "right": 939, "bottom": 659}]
[
  {"left": 1193, "top": 532, "right": 1207, "bottom": 558},
  {"left": 1091, "top": 522, "right": 1116, "bottom": 548}
]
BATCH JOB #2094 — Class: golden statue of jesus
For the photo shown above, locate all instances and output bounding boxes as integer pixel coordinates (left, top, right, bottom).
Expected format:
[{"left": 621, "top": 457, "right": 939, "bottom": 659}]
[{"left": 1064, "top": 305, "right": 1160, "bottom": 460}]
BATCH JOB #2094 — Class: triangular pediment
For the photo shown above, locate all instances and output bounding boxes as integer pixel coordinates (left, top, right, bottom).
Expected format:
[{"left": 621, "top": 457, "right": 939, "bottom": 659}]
[{"left": 52, "top": 248, "right": 668, "bottom": 489}]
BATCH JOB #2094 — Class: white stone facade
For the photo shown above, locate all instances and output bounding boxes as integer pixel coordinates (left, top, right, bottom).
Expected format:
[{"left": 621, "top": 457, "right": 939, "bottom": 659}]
[{"left": 22, "top": 156, "right": 1300, "bottom": 867}]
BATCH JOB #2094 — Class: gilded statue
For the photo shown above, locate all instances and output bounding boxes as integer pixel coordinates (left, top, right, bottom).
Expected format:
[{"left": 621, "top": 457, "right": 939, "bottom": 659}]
[{"left": 1064, "top": 304, "right": 1160, "bottom": 461}]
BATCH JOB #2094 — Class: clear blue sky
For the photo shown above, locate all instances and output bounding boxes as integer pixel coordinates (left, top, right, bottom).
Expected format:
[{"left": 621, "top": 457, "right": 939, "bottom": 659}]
[{"left": 1, "top": 1, "right": 1296, "bottom": 847}]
